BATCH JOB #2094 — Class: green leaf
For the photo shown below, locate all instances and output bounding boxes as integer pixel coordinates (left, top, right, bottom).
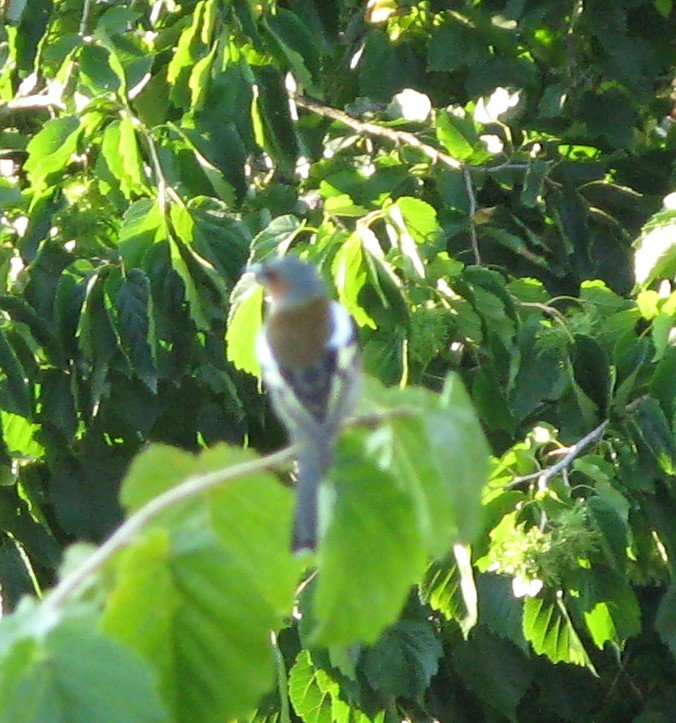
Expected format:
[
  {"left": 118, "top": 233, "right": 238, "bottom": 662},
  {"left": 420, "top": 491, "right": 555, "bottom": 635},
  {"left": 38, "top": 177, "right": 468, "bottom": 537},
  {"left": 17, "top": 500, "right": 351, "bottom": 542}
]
[
  {"left": 226, "top": 273, "right": 264, "bottom": 377},
  {"left": 249, "top": 215, "right": 303, "bottom": 263},
  {"left": 579, "top": 567, "right": 640, "bottom": 649},
  {"left": 634, "top": 208, "right": 675, "bottom": 287},
  {"left": 436, "top": 110, "right": 475, "bottom": 161},
  {"left": 523, "top": 593, "right": 594, "bottom": 669},
  {"left": 38, "top": 368, "right": 77, "bottom": 439},
  {"left": 100, "top": 119, "right": 147, "bottom": 199},
  {"left": 420, "top": 555, "right": 468, "bottom": 624},
  {"left": 587, "top": 496, "right": 627, "bottom": 574},
  {"left": 288, "top": 650, "right": 374, "bottom": 723},
  {"left": 264, "top": 9, "right": 320, "bottom": 92},
  {"left": 359, "top": 619, "right": 442, "bottom": 699},
  {"left": 24, "top": 116, "right": 81, "bottom": 191},
  {"left": 113, "top": 269, "right": 157, "bottom": 393},
  {"left": 521, "top": 160, "right": 550, "bottom": 207},
  {"left": 288, "top": 651, "right": 335, "bottom": 723},
  {"left": 449, "top": 626, "right": 533, "bottom": 720},
  {"left": 391, "top": 197, "right": 440, "bottom": 244},
  {"left": 572, "top": 334, "right": 612, "bottom": 414},
  {"left": 76, "top": 272, "right": 119, "bottom": 408},
  {"left": 0, "top": 294, "right": 65, "bottom": 366},
  {"left": 252, "top": 64, "right": 299, "bottom": 176},
  {"left": 358, "top": 30, "right": 399, "bottom": 102},
  {"left": 631, "top": 396, "right": 675, "bottom": 475},
  {"left": 166, "top": 1, "right": 208, "bottom": 110},
  {"left": 332, "top": 233, "right": 377, "bottom": 329},
  {"left": 476, "top": 573, "right": 527, "bottom": 651},
  {"left": 118, "top": 199, "right": 164, "bottom": 268},
  {"left": 0, "top": 326, "right": 31, "bottom": 419},
  {"left": 105, "top": 446, "right": 301, "bottom": 722},
  {"left": 0, "top": 625, "right": 167, "bottom": 723},
  {"left": 438, "top": 374, "right": 491, "bottom": 542},
  {"left": 78, "top": 44, "right": 121, "bottom": 95},
  {"left": 311, "top": 434, "right": 427, "bottom": 645},
  {"left": 364, "top": 376, "right": 489, "bottom": 555},
  {"left": 0, "top": 411, "right": 43, "bottom": 458}
]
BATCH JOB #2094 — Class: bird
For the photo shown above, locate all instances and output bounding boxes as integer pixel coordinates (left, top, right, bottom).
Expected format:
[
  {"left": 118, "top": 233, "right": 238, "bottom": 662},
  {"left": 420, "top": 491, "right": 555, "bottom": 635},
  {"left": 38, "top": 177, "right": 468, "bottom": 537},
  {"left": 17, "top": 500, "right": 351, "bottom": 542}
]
[{"left": 252, "top": 255, "right": 360, "bottom": 552}]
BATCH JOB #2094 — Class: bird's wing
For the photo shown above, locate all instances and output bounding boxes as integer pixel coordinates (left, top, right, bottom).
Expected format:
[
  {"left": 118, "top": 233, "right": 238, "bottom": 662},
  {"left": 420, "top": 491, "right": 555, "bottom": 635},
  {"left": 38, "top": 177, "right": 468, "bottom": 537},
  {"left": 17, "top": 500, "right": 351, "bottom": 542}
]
[{"left": 258, "top": 302, "right": 359, "bottom": 434}]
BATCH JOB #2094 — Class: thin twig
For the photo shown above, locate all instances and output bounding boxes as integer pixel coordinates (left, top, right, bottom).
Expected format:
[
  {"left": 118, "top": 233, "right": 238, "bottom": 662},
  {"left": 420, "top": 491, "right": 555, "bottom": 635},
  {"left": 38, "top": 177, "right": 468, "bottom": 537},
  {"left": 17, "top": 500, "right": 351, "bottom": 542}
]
[
  {"left": 295, "top": 96, "right": 463, "bottom": 171},
  {"left": 463, "top": 166, "right": 481, "bottom": 264},
  {"left": 79, "top": 0, "right": 93, "bottom": 36},
  {"left": 506, "top": 419, "right": 609, "bottom": 490},
  {"left": 0, "top": 94, "right": 65, "bottom": 120},
  {"left": 505, "top": 396, "right": 648, "bottom": 491}
]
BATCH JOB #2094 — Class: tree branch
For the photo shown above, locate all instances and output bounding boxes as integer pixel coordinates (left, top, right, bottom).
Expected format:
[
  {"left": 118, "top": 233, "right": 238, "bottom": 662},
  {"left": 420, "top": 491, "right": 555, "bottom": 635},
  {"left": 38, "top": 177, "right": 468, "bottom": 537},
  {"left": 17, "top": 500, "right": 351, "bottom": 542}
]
[
  {"left": 0, "top": 94, "right": 65, "bottom": 120},
  {"left": 505, "top": 396, "right": 648, "bottom": 491},
  {"left": 295, "top": 96, "right": 463, "bottom": 171},
  {"left": 505, "top": 419, "right": 609, "bottom": 490}
]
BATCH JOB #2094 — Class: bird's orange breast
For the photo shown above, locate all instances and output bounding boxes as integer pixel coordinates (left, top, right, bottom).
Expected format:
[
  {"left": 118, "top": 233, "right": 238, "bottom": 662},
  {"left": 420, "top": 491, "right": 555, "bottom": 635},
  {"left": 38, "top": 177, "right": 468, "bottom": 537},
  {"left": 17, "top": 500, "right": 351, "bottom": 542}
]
[{"left": 266, "top": 297, "right": 332, "bottom": 369}]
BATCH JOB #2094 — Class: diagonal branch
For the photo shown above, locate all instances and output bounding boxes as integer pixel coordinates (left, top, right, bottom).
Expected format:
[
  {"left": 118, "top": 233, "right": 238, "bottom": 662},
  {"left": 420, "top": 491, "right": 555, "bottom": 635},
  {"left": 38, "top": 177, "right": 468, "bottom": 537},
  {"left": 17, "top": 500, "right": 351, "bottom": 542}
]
[
  {"left": 295, "top": 96, "right": 464, "bottom": 171},
  {"left": 505, "top": 396, "right": 648, "bottom": 491},
  {"left": 0, "top": 94, "right": 66, "bottom": 120},
  {"left": 505, "top": 419, "right": 609, "bottom": 490}
]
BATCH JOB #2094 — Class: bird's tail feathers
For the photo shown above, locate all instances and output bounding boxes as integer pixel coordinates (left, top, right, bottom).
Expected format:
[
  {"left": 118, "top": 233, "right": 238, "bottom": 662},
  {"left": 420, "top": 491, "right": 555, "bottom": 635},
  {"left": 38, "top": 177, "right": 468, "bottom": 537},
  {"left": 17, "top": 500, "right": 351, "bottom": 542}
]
[{"left": 293, "top": 436, "right": 334, "bottom": 553}]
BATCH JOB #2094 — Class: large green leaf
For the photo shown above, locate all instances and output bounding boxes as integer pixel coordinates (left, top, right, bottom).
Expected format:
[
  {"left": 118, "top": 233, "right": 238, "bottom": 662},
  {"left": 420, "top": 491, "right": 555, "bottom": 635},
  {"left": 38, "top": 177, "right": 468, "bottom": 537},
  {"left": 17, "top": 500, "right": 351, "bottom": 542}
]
[
  {"left": 311, "top": 434, "right": 427, "bottom": 645},
  {"left": 0, "top": 625, "right": 167, "bottom": 723},
  {"left": 106, "top": 444, "right": 302, "bottom": 722}
]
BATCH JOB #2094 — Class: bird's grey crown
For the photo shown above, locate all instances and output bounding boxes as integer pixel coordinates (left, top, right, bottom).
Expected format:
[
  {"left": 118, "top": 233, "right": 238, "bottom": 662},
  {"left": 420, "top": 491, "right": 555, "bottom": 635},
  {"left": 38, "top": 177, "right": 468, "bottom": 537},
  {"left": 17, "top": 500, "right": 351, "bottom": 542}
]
[{"left": 254, "top": 255, "right": 328, "bottom": 308}]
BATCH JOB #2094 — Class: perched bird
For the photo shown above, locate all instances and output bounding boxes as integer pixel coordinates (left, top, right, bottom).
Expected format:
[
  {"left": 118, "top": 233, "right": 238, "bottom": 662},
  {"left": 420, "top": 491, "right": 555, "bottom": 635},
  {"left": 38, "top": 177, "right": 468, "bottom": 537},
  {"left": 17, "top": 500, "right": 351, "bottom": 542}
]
[{"left": 253, "top": 255, "right": 360, "bottom": 552}]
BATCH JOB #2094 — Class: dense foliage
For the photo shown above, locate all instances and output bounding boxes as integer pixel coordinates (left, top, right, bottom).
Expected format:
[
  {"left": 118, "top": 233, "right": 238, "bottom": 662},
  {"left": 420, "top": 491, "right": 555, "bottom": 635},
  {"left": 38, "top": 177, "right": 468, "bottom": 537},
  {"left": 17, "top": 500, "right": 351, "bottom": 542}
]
[{"left": 0, "top": 0, "right": 674, "bottom": 720}]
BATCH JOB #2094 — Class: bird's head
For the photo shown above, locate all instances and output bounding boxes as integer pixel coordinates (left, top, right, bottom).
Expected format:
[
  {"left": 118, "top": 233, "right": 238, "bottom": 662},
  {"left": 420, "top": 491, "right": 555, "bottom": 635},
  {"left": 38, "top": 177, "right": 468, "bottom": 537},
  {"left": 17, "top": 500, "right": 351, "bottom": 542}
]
[{"left": 252, "top": 255, "right": 328, "bottom": 309}]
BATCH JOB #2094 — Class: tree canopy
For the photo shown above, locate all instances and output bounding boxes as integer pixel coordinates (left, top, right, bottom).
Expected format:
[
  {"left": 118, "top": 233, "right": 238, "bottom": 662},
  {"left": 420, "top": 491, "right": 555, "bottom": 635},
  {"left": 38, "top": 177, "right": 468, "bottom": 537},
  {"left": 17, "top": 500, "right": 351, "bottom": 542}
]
[{"left": 0, "top": 0, "right": 674, "bottom": 721}]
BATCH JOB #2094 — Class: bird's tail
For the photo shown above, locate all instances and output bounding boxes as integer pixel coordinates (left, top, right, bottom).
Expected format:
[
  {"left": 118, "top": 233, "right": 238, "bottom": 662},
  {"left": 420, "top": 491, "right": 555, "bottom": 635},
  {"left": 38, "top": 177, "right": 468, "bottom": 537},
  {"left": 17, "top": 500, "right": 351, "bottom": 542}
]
[{"left": 293, "top": 436, "right": 333, "bottom": 553}]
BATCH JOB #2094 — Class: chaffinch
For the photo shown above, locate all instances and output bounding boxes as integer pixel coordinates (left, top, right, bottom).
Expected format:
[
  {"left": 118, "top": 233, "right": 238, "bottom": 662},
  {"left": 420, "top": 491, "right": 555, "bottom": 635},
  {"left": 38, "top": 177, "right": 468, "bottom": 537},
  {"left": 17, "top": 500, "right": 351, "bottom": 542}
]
[{"left": 253, "top": 255, "right": 360, "bottom": 552}]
